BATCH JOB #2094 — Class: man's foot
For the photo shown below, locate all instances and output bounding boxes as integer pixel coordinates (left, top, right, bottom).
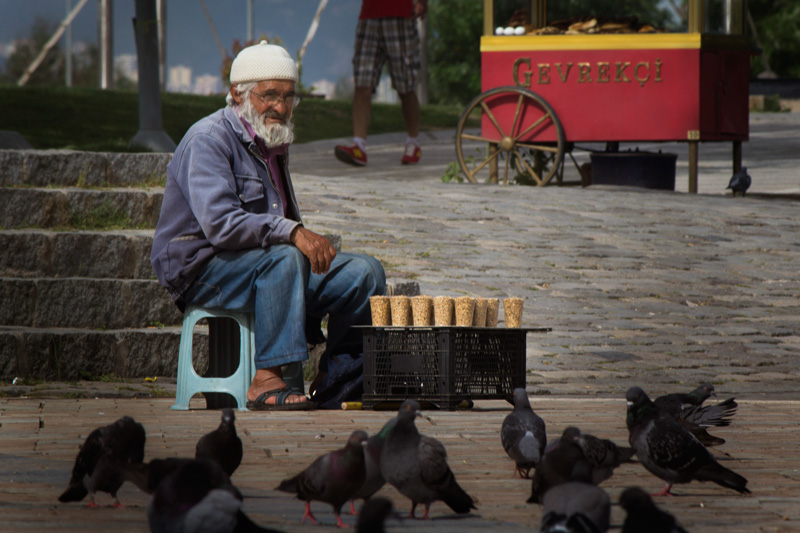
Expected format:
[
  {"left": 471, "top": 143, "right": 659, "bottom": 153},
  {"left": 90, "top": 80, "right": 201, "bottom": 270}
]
[
  {"left": 401, "top": 143, "right": 421, "bottom": 164},
  {"left": 335, "top": 144, "right": 367, "bottom": 166},
  {"left": 248, "top": 368, "right": 308, "bottom": 406}
]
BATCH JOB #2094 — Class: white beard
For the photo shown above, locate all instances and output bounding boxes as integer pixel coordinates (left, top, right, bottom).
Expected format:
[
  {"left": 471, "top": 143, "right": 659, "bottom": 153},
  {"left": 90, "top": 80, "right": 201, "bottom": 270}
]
[{"left": 238, "top": 97, "right": 295, "bottom": 148}]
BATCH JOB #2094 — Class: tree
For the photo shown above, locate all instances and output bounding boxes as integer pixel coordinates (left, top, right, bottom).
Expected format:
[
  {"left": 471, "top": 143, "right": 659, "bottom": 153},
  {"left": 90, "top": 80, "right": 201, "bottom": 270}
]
[
  {"left": 748, "top": 0, "right": 800, "bottom": 78},
  {"left": 4, "top": 18, "right": 65, "bottom": 86},
  {"left": 427, "top": 0, "right": 483, "bottom": 106},
  {"left": 4, "top": 18, "right": 100, "bottom": 88}
]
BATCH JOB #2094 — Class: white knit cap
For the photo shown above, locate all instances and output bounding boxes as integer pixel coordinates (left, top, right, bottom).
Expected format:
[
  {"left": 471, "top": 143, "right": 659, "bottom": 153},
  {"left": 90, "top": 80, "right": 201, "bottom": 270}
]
[{"left": 230, "top": 40, "right": 298, "bottom": 84}]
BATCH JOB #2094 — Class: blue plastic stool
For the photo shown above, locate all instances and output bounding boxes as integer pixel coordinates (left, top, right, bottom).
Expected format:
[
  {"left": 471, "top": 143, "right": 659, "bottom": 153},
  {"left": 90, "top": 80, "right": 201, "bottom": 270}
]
[
  {"left": 172, "top": 307, "right": 253, "bottom": 411},
  {"left": 172, "top": 306, "right": 307, "bottom": 411}
]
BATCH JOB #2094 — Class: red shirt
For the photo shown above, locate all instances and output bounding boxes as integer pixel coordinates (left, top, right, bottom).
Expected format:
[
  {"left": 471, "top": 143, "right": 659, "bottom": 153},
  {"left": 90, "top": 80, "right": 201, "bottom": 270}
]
[{"left": 359, "top": 0, "right": 413, "bottom": 19}]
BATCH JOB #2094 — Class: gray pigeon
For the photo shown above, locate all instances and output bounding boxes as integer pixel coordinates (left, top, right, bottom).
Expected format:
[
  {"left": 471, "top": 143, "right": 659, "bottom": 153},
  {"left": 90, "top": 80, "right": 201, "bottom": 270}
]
[
  {"left": 195, "top": 408, "right": 243, "bottom": 477},
  {"left": 356, "top": 497, "right": 394, "bottom": 533},
  {"left": 528, "top": 427, "right": 629, "bottom": 504},
  {"left": 626, "top": 386, "right": 750, "bottom": 496},
  {"left": 276, "top": 429, "right": 368, "bottom": 528},
  {"left": 620, "top": 487, "right": 689, "bottom": 533},
  {"left": 147, "top": 458, "right": 280, "bottom": 533},
  {"left": 350, "top": 414, "right": 396, "bottom": 512},
  {"left": 380, "top": 399, "right": 477, "bottom": 519},
  {"left": 119, "top": 457, "right": 195, "bottom": 494},
  {"left": 654, "top": 383, "right": 737, "bottom": 446},
  {"left": 540, "top": 465, "right": 611, "bottom": 533},
  {"left": 727, "top": 166, "right": 751, "bottom": 197},
  {"left": 59, "top": 415, "right": 146, "bottom": 507},
  {"left": 501, "top": 387, "right": 547, "bottom": 479},
  {"left": 571, "top": 427, "right": 636, "bottom": 483}
]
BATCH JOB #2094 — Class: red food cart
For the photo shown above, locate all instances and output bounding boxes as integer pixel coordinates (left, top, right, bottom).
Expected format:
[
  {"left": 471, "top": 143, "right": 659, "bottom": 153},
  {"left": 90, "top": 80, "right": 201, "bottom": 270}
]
[{"left": 456, "top": 0, "right": 751, "bottom": 192}]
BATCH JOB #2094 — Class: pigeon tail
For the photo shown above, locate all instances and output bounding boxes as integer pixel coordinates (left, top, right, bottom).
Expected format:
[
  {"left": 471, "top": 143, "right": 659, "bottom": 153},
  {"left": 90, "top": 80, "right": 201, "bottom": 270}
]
[
  {"left": 681, "top": 397, "right": 737, "bottom": 427},
  {"left": 440, "top": 479, "right": 477, "bottom": 514},
  {"left": 694, "top": 461, "right": 751, "bottom": 494},
  {"left": 275, "top": 475, "right": 300, "bottom": 494},
  {"left": 58, "top": 484, "right": 88, "bottom": 503}
]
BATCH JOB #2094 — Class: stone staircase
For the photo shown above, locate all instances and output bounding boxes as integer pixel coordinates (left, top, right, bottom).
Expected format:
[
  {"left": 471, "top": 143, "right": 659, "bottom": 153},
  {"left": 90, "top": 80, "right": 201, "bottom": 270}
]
[{"left": 0, "top": 150, "right": 415, "bottom": 384}]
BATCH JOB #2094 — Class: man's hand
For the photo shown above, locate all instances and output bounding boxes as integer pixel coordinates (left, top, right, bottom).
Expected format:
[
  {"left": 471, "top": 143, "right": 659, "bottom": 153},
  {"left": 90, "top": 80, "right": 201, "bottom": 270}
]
[{"left": 290, "top": 226, "right": 336, "bottom": 274}]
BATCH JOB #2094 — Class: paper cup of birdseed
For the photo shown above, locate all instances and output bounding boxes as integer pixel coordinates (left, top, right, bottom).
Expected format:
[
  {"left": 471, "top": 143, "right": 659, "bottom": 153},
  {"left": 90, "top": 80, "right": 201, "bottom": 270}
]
[
  {"left": 454, "top": 296, "right": 476, "bottom": 327},
  {"left": 472, "top": 298, "right": 489, "bottom": 327},
  {"left": 433, "top": 296, "right": 454, "bottom": 326},
  {"left": 411, "top": 295, "right": 434, "bottom": 326},
  {"left": 485, "top": 298, "right": 500, "bottom": 327},
  {"left": 390, "top": 296, "right": 412, "bottom": 326},
  {"left": 503, "top": 297, "right": 524, "bottom": 328},
  {"left": 369, "top": 295, "right": 391, "bottom": 326}
]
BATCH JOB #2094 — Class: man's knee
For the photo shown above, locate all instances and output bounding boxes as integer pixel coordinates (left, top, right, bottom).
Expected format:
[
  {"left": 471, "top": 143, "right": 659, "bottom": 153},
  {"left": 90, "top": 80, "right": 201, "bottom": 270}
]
[{"left": 340, "top": 253, "right": 385, "bottom": 292}]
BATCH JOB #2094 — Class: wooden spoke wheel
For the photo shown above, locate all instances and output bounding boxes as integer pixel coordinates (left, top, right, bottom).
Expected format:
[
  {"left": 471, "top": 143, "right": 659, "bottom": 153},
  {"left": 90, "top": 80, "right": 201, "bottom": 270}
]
[{"left": 456, "top": 86, "right": 565, "bottom": 185}]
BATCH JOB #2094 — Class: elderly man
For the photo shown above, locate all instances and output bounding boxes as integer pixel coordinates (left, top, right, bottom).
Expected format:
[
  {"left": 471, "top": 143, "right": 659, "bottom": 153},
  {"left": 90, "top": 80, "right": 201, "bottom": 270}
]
[{"left": 151, "top": 41, "right": 385, "bottom": 410}]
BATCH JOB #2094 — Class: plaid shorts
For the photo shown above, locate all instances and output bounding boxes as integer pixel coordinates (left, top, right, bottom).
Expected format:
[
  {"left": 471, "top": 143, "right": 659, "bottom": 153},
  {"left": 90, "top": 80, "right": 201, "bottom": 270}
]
[{"left": 352, "top": 17, "right": 421, "bottom": 94}]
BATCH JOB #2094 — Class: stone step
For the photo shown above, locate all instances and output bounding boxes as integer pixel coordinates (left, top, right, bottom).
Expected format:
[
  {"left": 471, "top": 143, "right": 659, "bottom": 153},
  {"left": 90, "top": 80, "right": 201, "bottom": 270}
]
[
  {"left": 0, "top": 150, "right": 171, "bottom": 188},
  {"left": 0, "top": 230, "right": 346, "bottom": 279},
  {"left": 1, "top": 187, "right": 163, "bottom": 229},
  {"left": 1, "top": 277, "right": 182, "bottom": 329},
  {"left": 1, "top": 276, "right": 419, "bottom": 330},
  {"left": 0, "top": 325, "right": 194, "bottom": 381},
  {"left": 0, "top": 229, "right": 155, "bottom": 279}
]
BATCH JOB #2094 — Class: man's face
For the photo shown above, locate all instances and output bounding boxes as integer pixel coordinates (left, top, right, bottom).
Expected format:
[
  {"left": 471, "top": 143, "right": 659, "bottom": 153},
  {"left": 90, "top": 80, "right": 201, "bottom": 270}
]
[
  {"left": 246, "top": 79, "right": 296, "bottom": 125},
  {"left": 233, "top": 79, "right": 297, "bottom": 148}
]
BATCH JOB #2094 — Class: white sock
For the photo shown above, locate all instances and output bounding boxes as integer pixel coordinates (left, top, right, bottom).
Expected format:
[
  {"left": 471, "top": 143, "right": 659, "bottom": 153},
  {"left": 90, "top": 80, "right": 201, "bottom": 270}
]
[
  {"left": 406, "top": 136, "right": 419, "bottom": 147},
  {"left": 353, "top": 137, "right": 367, "bottom": 152}
]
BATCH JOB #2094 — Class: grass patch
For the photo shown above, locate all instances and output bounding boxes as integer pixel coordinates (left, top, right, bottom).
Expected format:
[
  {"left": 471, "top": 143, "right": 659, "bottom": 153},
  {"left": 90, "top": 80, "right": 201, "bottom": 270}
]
[{"left": 0, "top": 85, "right": 475, "bottom": 152}]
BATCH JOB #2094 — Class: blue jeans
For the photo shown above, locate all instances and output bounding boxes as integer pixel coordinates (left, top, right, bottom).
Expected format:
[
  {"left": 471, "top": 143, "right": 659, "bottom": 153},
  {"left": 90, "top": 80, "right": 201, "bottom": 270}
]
[{"left": 182, "top": 245, "right": 385, "bottom": 371}]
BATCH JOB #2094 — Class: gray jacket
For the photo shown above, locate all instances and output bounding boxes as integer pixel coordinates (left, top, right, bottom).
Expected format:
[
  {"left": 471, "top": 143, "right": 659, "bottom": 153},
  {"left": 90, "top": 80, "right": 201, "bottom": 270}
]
[{"left": 150, "top": 106, "right": 302, "bottom": 306}]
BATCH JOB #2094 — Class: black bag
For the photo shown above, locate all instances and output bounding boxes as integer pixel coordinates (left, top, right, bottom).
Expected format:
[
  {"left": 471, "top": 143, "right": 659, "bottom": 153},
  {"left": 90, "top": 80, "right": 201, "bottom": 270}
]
[{"left": 311, "top": 353, "right": 363, "bottom": 409}]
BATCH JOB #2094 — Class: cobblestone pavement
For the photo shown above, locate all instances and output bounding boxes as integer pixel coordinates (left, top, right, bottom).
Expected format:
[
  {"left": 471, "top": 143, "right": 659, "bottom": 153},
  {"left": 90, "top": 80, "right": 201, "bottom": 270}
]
[{"left": 1, "top": 112, "right": 799, "bottom": 532}]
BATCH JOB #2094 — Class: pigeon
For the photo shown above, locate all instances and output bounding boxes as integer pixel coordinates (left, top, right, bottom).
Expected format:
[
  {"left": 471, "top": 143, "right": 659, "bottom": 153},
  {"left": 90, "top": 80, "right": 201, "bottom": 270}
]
[
  {"left": 380, "top": 399, "right": 477, "bottom": 519},
  {"left": 195, "top": 408, "right": 243, "bottom": 477},
  {"left": 625, "top": 386, "right": 750, "bottom": 496},
  {"left": 571, "top": 427, "right": 636, "bottom": 482},
  {"left": 349, "top": 414, "right": 396, "bottom": 513},
  {"left": 356, "top": 497, "right": 394, "bottom": 533},
  {"left": 148, "top": 458, "right": 280, "bottom": 533},
  {"left": 654, "top": 384, "right": 737, "bottom": 446},
  {"left": 501, "top": 387, "right": 547, "bottom": 479},
  {"left": 540, "top": 462, "right": 611, "bottom": 533},
  {"left": 119, "top": 457, "right": 196, "bottom": 494},
  {"left": 528, "top": 427, "right": 629, "bottom": 504},
  {"left": 727, "top": 166, "right": 751, "bottom": 197},
  {"left": 59, "top": 415, "right": 146, "bottom": 507},
  {"left": 276, "top": 429, "right": 368, "bottom": 528},
  {"left": 620, "top": 487, "right": 689, "bottom": 533}
]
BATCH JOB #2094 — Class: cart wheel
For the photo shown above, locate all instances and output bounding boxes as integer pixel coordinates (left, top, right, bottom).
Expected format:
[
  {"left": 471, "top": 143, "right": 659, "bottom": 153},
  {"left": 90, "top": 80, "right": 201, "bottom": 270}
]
[{"left": 456, "top": 86, "right": 565, "bottom": 185}]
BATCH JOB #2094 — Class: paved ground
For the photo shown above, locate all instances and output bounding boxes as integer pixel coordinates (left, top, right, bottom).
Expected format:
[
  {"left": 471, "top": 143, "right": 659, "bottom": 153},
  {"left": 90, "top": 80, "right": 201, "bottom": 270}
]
[{"left": 2, "top": 111, "right": 800, "bottom": 532}]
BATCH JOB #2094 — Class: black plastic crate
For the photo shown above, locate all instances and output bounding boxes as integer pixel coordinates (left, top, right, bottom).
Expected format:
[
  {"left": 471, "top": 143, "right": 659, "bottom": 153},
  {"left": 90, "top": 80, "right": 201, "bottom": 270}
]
[{"left": 361, "top": 326, "right": 546, "bottom": 410}]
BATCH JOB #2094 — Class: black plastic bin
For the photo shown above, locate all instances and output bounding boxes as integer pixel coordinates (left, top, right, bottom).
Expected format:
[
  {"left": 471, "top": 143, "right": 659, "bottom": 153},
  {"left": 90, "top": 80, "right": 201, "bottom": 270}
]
[
  {"left": 590, "top": 150, "right": 677, "bottom": 190},
  {"left": 361, "top": 326, "right": 548, "bottom": 410}
]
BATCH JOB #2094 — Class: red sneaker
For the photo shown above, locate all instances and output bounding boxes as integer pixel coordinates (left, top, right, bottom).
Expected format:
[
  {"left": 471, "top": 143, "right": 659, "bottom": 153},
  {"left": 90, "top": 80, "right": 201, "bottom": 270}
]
[
  {"left": 401, "top": 143, "right": 421, "bottom": 164},
  {"left": 334, "top": 144, "right": 367, "bottom": 166}
]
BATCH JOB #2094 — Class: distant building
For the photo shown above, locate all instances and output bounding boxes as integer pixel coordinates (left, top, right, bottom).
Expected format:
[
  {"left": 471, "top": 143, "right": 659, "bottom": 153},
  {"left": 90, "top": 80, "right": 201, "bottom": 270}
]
[
  {"left": 310, "top": 79, "right": 335, "bottom": 100},
  {"left": 115, "top": 54, "right": 138, "bottom": 83},
  {"left": 194, "top": 74, "right": 223, "bottom": 95},
  {"left": 168, "top": 65, "right": 192, "bottom": 93}
]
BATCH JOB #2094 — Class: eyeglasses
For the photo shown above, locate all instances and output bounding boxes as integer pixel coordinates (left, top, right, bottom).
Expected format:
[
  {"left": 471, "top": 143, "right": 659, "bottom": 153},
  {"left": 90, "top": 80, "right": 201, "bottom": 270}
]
[{"left": 250, "top": 90, "right": 300, "bottom": 108}]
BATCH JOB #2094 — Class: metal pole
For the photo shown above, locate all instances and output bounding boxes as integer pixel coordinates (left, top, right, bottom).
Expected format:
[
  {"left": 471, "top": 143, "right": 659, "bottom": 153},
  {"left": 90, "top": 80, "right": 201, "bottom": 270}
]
[
  {"left": 130, "top": 0, "right": 176, "bottom": 152},
  {"left": 157, "top": 0, "right": 166, "bottom": 91},
  {"left": 65, "top": 0, "right": 73, "bottom": 87},
  {"left": 98, "top": 0, "right": 113, "bottom": 89},
  {"left": 247, "top": 0, "right": 253, "bottom": 42}
]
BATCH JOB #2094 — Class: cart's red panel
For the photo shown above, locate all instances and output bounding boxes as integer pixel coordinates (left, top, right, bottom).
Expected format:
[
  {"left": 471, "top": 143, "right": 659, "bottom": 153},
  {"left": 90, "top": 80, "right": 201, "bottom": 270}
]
[{"left": 480, "top": 34, "right": 749, "bottom": 144}]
